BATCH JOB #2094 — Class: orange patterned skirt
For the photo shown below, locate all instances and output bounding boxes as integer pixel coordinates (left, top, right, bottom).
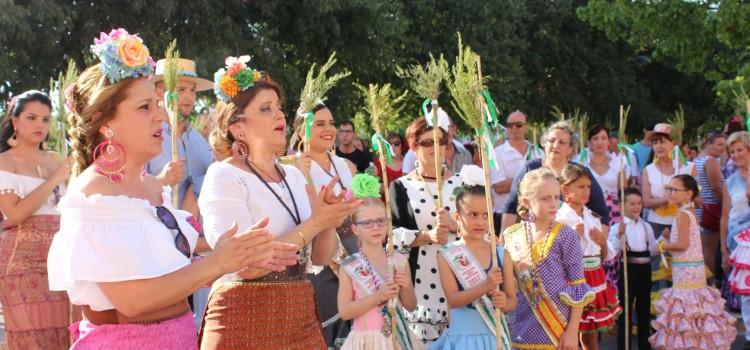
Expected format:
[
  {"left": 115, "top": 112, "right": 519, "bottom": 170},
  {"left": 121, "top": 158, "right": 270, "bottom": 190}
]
[
  {"left": 199, "top": 277, "right": 326, "bottom": 350},
  {"left": 0, "top": 215, "right": 74, "bottom": 350}
]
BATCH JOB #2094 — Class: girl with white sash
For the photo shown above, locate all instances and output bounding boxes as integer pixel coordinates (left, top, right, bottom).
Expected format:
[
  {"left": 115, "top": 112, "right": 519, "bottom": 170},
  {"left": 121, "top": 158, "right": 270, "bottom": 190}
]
[
  {"left": 338, "top": 174, "right": 422, "bottom": 350},
  {"left": 432, "top": 168, "right": 516, "bottom": 349}
]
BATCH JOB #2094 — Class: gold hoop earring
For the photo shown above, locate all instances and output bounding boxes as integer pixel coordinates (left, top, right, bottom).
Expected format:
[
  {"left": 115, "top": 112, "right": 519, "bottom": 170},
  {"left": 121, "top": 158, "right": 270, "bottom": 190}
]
[{"left": 7, "top": 131, "right": 17, "bottom": 147}]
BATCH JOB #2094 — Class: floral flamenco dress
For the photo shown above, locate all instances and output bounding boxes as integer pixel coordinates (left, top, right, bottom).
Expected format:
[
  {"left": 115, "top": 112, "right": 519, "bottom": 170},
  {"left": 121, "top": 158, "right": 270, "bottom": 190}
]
[{"left": 649, "top": 209, "right": 736, "bottom": 349}]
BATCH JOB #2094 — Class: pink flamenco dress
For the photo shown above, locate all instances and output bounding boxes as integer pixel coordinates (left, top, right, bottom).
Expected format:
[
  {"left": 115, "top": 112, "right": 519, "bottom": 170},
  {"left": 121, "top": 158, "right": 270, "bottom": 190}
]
[
  {"left": 729, "top": 228, "right": 750, "bottom": 295},
  {"left": 650, "top": 210, "right": 737, "bottom": 349},
  {"left": 340, "top": 282, "right": 423, "bottom": 350}
]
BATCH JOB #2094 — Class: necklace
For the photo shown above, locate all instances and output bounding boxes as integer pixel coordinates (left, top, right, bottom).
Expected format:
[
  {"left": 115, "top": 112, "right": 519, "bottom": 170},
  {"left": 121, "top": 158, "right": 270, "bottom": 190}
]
[
  {"left": 316, "top": 153, "right": 346, "bottom": 190},
  {"left": 522, "top": 220, "right": 555, "bottom": 307},
  {"left": 415, "top": 169, "right": 444, "bottom": 207},
  {"left": 247, "top": 160, "right": 285, "bottom": 190}
]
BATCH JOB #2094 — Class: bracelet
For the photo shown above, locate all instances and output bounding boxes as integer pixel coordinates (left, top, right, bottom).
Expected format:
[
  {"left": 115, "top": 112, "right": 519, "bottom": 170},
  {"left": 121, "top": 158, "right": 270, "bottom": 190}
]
[{"left": 296, "top": 231, "right": 307, "bottom": 248}]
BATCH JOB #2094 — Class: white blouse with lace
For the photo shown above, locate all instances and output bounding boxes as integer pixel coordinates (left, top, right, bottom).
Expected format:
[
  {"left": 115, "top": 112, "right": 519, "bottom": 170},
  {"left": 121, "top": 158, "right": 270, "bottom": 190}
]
[
  {"left": 0, "top": 170, "right": 63, "bottom": 216},
  {"left": 47, "top": 188, "right": 199, "bottom": 311}
]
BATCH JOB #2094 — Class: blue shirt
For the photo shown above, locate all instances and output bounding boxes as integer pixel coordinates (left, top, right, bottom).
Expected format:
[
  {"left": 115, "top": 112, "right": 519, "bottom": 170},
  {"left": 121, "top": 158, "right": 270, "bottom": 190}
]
[
  {"left": 147, "top": 122, "right": 213, "bottom": 206},
  {"left": 633, "top": 141, "right": 652, "bottom": 173}
]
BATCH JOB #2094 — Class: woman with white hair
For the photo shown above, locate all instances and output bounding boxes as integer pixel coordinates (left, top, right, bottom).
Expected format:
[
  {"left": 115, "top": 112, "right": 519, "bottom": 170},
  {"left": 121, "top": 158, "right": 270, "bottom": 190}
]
[{"left": 500, "top": 121, "right": 609, "bottom": 232}]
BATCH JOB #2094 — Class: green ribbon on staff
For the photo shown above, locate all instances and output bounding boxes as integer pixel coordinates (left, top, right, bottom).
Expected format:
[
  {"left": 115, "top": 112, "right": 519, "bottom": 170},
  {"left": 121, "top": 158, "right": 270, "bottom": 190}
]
[
  {"left": 617, "top": 143, "right": 633, "bottom": 167},
  {"left": 746, "top": 112, "right": 750, "bottom": 132},
  {"left": 476, "top": 126, "right": 498, "bottom": 170},
  {"left": 481, "top": 90, "right": 499, "bottom": 126},
  {"left": 422, "top": 99, "right": 438, "bottom": 127},
  {"left": 579, "top": 148, "right": 588, "bottom": 165},
  {"left": 304, "top": 112, "right": 314, "bottom": 142},
  {"left": 163, "top": 91, "right": 179, "bottom": 123},
  {"left": 371, "top": 133, "right": 395, "bottom": 165}
]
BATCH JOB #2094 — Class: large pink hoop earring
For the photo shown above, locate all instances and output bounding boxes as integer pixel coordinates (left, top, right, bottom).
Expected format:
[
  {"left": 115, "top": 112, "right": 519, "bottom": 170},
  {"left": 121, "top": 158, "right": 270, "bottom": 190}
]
[
  {"left": 232, "top": 138, "right": 249, "bottom": 161},
  {"left": 93, "top": 128, "right": 126, "bottom": 182}
]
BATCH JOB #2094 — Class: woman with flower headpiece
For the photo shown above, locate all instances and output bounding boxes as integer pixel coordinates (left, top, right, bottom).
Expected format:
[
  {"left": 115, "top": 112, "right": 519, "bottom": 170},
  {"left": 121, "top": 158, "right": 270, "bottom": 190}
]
[
  {"left": 0, "top": 89, "right": 73, "bottom": 349},
  {"left": 388, "top": 117, "right": 463, "bottom": 345},
  {"left": 197, "top": 55, "right": 361, "bottom": 349},
  {"left": 46, "top": 30, "right": 299, "bottom": 349}
]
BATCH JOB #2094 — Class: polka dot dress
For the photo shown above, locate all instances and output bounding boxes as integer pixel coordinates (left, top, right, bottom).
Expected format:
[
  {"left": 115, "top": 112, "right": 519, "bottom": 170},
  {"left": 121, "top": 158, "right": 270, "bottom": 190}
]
[{"left": 392, "top": 173, "right": 463, "bottom": 345}]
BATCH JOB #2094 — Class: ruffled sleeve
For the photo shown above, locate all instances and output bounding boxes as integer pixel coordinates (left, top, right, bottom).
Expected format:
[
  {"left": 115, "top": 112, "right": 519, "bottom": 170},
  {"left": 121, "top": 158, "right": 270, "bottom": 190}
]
[
  {"left": 555, "top": 225, "right": 595, "bottom": 307},
  {"left": 47, "top": 190, "right": 198, "bottom": 311},
  {"left": 198, "top": 163, "right": 255, "bottom": 248},
  {"left": 0, "top": 171, "right": 22, "bottom": 197}
]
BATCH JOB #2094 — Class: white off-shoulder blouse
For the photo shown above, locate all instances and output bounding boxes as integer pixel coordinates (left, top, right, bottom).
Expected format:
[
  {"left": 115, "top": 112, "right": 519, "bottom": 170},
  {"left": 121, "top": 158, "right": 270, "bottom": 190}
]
[
  {"left": 47, "top": 188, "right": 199, "bottom": 311},
  {"left": 0, "top": 170, "right": 63, "bottom": 216}
]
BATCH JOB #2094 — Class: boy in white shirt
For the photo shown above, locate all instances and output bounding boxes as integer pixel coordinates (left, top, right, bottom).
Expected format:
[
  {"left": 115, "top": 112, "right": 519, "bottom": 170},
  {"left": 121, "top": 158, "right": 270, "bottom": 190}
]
[{"left": 608, "top": 187, "right": 659, "bottom": 350}]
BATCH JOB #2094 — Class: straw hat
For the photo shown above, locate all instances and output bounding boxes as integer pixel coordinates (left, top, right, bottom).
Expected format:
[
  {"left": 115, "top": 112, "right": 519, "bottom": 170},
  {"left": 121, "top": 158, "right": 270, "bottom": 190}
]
[{"left": 153, "top": 58, "right": 213, "bottom": 92}]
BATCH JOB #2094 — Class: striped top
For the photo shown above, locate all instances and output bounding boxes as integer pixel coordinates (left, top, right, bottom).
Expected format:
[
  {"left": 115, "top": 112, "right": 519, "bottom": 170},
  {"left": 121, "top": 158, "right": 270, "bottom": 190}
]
[{"left": 694, "top": 155, "right": 721, "bottom": 205}]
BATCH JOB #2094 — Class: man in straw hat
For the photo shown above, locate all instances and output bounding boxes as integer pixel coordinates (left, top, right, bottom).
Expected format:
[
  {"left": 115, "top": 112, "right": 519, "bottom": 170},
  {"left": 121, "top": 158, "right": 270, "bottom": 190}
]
[
  {"left": 147, "top": 58, "right": 215, "bottom": 330},
  {"left": 147, "top": 58, "right": 214, "bottom": 215}
]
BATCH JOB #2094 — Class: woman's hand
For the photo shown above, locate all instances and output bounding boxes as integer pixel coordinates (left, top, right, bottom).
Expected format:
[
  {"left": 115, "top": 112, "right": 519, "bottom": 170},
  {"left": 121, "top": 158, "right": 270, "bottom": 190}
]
[
  {"left": 295, "top": 153, "right": 312, "bottom": 177},
  {"left": 208, "top": 217, "right": 285, "bottom": 274},
  {"left": 558, "top": 328, "right": 578, "bottom": 350},
  {"left": 436, "top": 208, "right": 458, "bottom": 233},
  {"left": 427, "top": 226, "right": 449, "bottom": 245},
  {"left": 51, "top": 157, "right": 73, "bottom": 185},
  {"left": 308, "top": 177, "right": 362, "bottom": 230},
  {"left": 489, "top": 289, "right": 507, "bottom": 309},
  {"left": 483, "top": 266, "right": 503, "bottom": 292}
]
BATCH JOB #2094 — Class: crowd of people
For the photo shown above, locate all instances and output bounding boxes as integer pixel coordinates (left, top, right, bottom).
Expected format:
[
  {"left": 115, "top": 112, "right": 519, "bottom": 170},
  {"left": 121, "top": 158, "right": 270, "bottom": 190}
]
[{"left": 0, "top": 27, "right": 747, "bottom": 350}]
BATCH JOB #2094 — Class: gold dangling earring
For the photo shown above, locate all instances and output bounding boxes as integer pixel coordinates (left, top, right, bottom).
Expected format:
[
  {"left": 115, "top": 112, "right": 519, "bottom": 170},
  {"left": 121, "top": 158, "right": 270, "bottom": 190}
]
[{"left": 7, "top": 130, "right": 17, "bottom": 147}]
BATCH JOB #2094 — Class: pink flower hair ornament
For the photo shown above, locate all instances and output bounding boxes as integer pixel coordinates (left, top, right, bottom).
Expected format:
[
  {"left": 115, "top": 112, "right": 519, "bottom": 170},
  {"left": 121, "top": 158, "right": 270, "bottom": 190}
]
[{"left": 91, "top": 28, "right": 155, "bottom": 84}]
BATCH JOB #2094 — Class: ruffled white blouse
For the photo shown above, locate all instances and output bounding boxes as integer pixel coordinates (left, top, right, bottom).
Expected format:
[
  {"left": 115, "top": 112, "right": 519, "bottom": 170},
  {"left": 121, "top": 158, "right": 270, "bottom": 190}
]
[
  {"left": 0, "top": 170, "right": 63, "bottom": 216},
  {"left": 47, "top": 188, "right": 199, "bottom": 311}
]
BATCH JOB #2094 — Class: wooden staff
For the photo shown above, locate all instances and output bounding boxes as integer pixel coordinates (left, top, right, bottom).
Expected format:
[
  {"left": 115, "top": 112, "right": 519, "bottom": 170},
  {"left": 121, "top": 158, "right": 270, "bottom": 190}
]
[
  {"left": 162, "top": 41, "right": 180, "bottom": 208},
  {"left": 376, "top": 136, "right": 399, "bottom": 348},
  {"left": 619, "top": 104, "right": 630, "bottom": 350},
  {"left": 477, "top": 56, "right": 504, "bottom": 349},
  {"left": 432, "top": 99, "right": 443, "bottom": 209}
]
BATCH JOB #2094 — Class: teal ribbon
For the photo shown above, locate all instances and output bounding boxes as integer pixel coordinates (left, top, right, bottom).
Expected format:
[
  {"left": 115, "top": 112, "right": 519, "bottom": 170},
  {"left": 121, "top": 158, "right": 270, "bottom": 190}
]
[
  {"left": 422, "top": 99, "right": 438, "bottom": 127},
  {"left": 371, "top": 133, "right": 394, "bottom": 165},
  {"left": 579, "top": 148, "right": 588, "bottom": 165},
  {"left": 476, "top": 127, "right": 498, "bottom": 170},
  {"left": 617, "top": 143, "right": 632, "bottom": 167},
  {"left": 746, "top": 112, "right": 750, "bottom": 132},
  {"left": 163, "top": 91, "right": 179, "bottom": 124},
  {"left": 304, "top": 112, "right": 313, "bottom": 142},
  {"left": 481, "top": 90, "right": 499, "bottom": 125}
]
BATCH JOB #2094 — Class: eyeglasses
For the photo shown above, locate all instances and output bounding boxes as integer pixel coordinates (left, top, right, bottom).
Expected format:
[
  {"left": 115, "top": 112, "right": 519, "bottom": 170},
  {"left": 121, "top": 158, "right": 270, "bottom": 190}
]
[
  {"left": 507, "top": 122, "right": 526, "bottom": 129},
  {"left": 416, "top": 138, "right": 448, "bottom": 148},
  {"left": 155, "top": 206, "right": 191, "bottom": 258},
  {"left": 338, "top": 129, "right": 354, "bottom": 134},
  {"left": 665, "top": 186, "right": 690, "bottom": 194},
  {"left": 546, "top": 138, "right": 571, "bottom": 147},
  {"left": 354, "top": 217, "right": 388, "bottom": 229},
  {"left": 390, "top": 141, "right": 402, "bottom": 147}
]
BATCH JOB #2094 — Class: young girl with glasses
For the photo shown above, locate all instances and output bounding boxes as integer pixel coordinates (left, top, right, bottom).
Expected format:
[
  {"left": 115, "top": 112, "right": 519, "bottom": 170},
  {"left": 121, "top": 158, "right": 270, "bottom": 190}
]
[
  {"left": 431, "top": 166, "right": 516, "bottom": 349},
  {"left": 650, "top": 174, "right": 736, "bottom": 349},
  {"left": 338, "top": 174, "right": 422, "bottom": 350}
]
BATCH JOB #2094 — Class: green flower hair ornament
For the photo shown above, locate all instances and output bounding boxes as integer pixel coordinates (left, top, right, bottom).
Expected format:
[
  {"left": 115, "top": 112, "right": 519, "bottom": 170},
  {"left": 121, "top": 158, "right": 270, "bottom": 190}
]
[{"left": 351, "top": 174, "right": 382, "bottom": 199}]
